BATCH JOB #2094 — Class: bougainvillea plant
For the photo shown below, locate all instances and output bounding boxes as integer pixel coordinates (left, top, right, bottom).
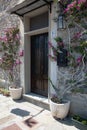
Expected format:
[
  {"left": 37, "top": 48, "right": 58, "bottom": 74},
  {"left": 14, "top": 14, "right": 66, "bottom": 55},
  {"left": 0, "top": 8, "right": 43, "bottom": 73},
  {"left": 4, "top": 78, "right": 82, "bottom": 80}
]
[
  {"left": 48, "top": 37, "right": 65, "bottom": 61},
  {"left": 56, "top": 0, "right": 87, "bottom": 66},
  {"left": 0, "top": 27, "right": 24, "bottom": 88},
  {"left": 49, "top": 0, "right": 87, "bottom": 101}
]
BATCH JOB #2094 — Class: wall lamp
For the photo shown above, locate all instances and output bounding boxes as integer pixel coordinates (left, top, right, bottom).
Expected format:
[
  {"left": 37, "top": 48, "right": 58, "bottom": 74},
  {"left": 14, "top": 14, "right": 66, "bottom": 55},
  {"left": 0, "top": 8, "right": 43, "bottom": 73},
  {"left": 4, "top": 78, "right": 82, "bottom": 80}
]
[{"left": 57, "top": 13, "right": 66, "bottom": 29}]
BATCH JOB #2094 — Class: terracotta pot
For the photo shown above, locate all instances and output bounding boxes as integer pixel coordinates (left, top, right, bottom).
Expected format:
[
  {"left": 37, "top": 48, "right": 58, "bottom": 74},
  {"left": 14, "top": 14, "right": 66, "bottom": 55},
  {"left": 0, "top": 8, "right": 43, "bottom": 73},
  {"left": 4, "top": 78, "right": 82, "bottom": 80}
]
[{"left": 50, "top": 99, "right": 70, "bottom": 119}]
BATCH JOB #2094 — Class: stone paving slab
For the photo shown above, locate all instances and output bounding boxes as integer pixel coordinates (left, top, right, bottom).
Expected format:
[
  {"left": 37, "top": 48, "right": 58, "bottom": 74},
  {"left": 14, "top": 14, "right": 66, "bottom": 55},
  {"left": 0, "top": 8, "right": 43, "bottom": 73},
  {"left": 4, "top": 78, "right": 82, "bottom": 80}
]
[
  {"left": 0, "top": 95, "right": 87, "bottom": 130},
  {"left": 2, "top": 123, "right": 22, "bottom": 130},
  {"left": 0, "top": 114, "right": 16, "bottom": 125}
]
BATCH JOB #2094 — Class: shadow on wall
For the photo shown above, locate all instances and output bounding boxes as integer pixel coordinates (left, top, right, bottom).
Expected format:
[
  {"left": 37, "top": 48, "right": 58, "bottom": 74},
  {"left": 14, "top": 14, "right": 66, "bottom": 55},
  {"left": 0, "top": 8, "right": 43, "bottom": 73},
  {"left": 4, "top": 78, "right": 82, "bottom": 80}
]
[{"left": 11, "top": 108, "right": 30, "bottom": 117}]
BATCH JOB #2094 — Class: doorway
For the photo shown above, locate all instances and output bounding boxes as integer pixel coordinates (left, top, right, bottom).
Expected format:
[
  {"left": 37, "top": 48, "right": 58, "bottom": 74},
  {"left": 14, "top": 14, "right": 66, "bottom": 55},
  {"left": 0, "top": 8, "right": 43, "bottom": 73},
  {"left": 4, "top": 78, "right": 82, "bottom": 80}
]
[{"left": 31, "top": 33, "right": 48, "bottom": 96}]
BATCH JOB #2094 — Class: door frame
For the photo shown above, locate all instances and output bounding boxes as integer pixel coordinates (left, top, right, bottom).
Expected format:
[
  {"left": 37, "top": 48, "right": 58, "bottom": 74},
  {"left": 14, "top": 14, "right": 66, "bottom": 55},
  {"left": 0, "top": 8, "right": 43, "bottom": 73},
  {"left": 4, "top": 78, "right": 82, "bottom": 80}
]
[{"left": 24, "top": 6, "right": 51, "bottom": 97}]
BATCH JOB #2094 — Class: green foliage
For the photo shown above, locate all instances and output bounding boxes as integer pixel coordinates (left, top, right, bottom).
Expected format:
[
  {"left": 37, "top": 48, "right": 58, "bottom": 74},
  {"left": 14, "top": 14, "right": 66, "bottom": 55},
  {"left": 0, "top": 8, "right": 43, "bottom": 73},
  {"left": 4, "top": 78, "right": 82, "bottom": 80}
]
[
  {"left": 71, "top": 88, "right": 84, "bottom": 94},
  {"left": 82, "top": 120, "right": 87, "bottom": 125},
  {"left": 49, "top": 78, "right": 61, "bottom": 102},
  {"left": 49, "top": 78, "right": 58, "bottom": 93},
  {"left": 68, "top": 22, "right": 75, "bottom": 28},
  {"left": 0, "top": 88, "right": 10, "bottom": 96},
  {"left": 54, "top": 37, "right": 63, "bottom": 43},
  {"left": 51, "top": 96, "right": 62, "bottom": 103},
  {"left": 73, "top": 115, "right": 87, "bottom": 125}
]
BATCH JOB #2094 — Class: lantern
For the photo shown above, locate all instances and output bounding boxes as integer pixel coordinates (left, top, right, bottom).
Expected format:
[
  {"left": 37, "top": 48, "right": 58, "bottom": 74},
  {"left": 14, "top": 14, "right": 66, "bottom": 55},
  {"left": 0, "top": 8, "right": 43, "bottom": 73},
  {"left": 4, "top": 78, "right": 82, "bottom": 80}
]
[{"left": 57, "top": 14, "right": 65, "bottom": 29}]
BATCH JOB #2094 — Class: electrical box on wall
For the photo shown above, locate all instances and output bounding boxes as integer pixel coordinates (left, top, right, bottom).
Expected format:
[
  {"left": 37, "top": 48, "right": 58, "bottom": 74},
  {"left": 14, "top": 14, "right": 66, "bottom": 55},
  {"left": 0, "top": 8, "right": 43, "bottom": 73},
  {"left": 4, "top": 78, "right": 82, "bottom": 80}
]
[{"left": 57, "top": 48, "right": 68, "bottom": 67}]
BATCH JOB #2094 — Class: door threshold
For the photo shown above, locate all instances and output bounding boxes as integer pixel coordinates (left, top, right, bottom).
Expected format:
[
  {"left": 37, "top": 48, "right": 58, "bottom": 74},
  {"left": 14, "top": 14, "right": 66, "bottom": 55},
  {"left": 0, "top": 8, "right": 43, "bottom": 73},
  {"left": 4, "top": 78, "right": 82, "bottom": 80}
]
[{"left": 23, "top": 93, "right": 50, "bottom": 110}]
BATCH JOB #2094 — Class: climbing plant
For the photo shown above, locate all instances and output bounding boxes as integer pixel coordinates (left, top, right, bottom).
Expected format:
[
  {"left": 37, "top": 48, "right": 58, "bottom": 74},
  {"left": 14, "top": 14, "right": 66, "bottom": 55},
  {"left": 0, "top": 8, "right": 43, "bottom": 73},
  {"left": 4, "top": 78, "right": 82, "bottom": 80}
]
[
  {"left": 49, "top": 0, "right": 87, "bottom": 100},
  {"left": 0, "top": 27, "right": 23, "bottom": 87}
]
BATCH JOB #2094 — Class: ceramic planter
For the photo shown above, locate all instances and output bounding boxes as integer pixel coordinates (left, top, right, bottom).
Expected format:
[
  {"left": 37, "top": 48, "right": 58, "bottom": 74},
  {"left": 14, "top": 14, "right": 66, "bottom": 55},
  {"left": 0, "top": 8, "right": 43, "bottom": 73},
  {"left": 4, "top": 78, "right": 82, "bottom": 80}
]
[
  {"left": 9, "top": 87, "right": 22, "bottom": 100},
  {"left": 50, "top": 99, "right": 70, "bottom": 119}
]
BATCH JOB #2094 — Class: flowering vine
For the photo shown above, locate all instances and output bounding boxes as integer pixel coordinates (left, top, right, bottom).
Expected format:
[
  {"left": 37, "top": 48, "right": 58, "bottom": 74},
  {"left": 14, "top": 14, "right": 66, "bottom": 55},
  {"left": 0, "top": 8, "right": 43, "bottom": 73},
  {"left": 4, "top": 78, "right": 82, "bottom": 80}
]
[
  {"left": 0, "top": 27, "right": 24, "bottom": 87},
  {"left": 49, "top": 0, "right": 87, "bottom": 99}
]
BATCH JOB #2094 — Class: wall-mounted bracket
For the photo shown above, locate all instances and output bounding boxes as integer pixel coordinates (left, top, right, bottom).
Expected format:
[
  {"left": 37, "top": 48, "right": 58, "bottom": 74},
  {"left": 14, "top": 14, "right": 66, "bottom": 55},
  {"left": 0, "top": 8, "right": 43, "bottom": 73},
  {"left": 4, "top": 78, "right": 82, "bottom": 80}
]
[{"left": 42, "top": 0, "right": 52, "bottom": 13}]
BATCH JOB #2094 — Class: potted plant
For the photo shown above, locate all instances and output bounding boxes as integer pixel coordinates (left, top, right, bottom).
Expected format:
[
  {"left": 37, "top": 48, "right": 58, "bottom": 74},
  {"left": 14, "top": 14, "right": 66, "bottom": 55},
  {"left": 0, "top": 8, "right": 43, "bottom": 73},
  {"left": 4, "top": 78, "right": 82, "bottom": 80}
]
[
  {"left": 0, "top": 27, "right": 24, "bottom": 99},
  {"left": 49, "top": 0, "right": 87, "bottom": 119},
  {"left": 49, "top": 78, "right": 70, "bottom": 119}
]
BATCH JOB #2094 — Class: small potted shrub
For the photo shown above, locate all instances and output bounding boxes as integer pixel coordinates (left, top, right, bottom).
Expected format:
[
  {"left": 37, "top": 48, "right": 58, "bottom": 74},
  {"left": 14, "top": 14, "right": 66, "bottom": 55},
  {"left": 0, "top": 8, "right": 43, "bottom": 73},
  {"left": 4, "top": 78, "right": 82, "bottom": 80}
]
[
  {"left": 0, "top": 27, "right": 24, "bottom": 99},
  {"left": 49, "top": 78, "right": 70, "bottom": 119}
]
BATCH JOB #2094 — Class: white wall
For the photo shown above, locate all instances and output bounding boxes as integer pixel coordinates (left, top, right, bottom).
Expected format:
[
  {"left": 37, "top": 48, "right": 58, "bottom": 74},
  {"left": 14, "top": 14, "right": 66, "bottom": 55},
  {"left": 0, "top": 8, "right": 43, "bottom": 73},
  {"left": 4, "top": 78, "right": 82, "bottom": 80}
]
[
  {"left": 49, "top": 3, "right": 58, "bottom": 97},
  {"left": 19, "top": 18, "right": 25, "bottom": 92}
]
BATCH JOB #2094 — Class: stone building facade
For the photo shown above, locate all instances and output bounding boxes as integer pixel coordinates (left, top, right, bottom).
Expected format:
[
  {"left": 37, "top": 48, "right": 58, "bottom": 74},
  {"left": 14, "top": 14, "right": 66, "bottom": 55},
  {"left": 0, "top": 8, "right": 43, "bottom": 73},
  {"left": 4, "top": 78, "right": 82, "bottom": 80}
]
[
  {"left": 0, "top": 0, "right": 87, "bottom": 118},
  {"left": 0, "top": 0, "right": 20, "bottom": 36}
]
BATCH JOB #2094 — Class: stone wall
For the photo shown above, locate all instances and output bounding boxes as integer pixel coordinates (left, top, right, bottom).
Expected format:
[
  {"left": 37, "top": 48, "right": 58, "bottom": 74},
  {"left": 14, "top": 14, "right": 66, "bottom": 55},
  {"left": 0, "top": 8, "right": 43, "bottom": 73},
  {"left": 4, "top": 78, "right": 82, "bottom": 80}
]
[
  {"left": 0, "top": 0, "right": 20, "bottom": 36},
  {"left": 0, "top": 0, "right": 21, "bottom": 86},
  {"left": 0, "top": 0, "right": 25, "bottom": 90}
]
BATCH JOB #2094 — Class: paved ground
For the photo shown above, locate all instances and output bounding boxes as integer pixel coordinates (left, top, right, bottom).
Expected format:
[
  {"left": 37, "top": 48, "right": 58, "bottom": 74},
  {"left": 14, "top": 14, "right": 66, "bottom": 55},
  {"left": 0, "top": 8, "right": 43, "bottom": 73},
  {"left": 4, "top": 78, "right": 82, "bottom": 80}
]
[{"left": 0, "top": 95, "right": 87, "bottom": 130}]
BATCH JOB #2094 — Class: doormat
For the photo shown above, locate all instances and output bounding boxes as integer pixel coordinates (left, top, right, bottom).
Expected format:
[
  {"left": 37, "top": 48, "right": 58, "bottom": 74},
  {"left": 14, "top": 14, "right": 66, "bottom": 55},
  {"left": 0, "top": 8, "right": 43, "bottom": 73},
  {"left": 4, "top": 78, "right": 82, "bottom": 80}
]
[
  {"left": 23, "top": 117, "right": 38, "bottom": 128},
  {"left": 2, "top": 123, "right": 22, "bottom": 130},
  {"left": 0, "top": 115, "right": 16, "bottom": 125}
]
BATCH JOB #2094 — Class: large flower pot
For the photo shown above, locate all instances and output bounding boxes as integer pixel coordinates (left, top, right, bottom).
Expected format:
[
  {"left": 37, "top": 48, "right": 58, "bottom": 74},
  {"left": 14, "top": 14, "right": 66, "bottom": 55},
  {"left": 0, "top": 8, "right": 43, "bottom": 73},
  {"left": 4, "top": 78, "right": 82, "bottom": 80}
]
[
  {"left": 50, "top": 99, "right": 70, "bottom": 119},
  {"left": 9, "top": 87, "right": 22, "bottom": 100}
]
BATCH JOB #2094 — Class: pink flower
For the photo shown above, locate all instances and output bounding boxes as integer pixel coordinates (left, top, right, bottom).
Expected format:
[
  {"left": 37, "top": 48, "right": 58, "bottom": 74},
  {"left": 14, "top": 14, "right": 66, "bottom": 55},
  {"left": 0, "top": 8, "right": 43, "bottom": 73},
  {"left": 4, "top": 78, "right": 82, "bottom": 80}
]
[
  {"left": 76, "top": 56, "right": 82, "bottom": 64},
  {"left": 48, "top": 41, "right": 54, "bottom": 48},
  {"left": 73, "top": 32, "right": 82, "bottom": 39},
  {"left": 76, "top": 5, "right": 80, "bottom": 10},
  {"left": 19, "top": 50, "right": 24, "bottom": 56},
  {"left": 64, "top": 0, "right": 86, "bottom": 14},
  {"left": 78, "top": 0, "right": 86, "bottom": 4},
  {"left": 16, "top": 34, "right": 20, "bottom": 40},
  {"left": 0, "top": 58, "right": 3, "bottom": 63},
  {"left": 64, "top": 1, "right": 77, "bottom": 14},
  {"left": 0, "top": 36, "right": 7, "bottom": 42},
  {"left": 15, "top": 59, "right": 22, "bottom": 65},
  {"left": 67, "top": 1, "right": 76, "bottom": 9},
  {"left": 64, "top": 8, "right": 69, "bottom": 13}
]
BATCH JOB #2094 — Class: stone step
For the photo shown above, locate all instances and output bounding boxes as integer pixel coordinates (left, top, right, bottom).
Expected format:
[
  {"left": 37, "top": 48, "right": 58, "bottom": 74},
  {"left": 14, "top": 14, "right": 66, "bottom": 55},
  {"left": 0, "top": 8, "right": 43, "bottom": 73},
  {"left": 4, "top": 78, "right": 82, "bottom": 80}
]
[{"left": 23, "top": 93, "right": 50, "bottom": 110}]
